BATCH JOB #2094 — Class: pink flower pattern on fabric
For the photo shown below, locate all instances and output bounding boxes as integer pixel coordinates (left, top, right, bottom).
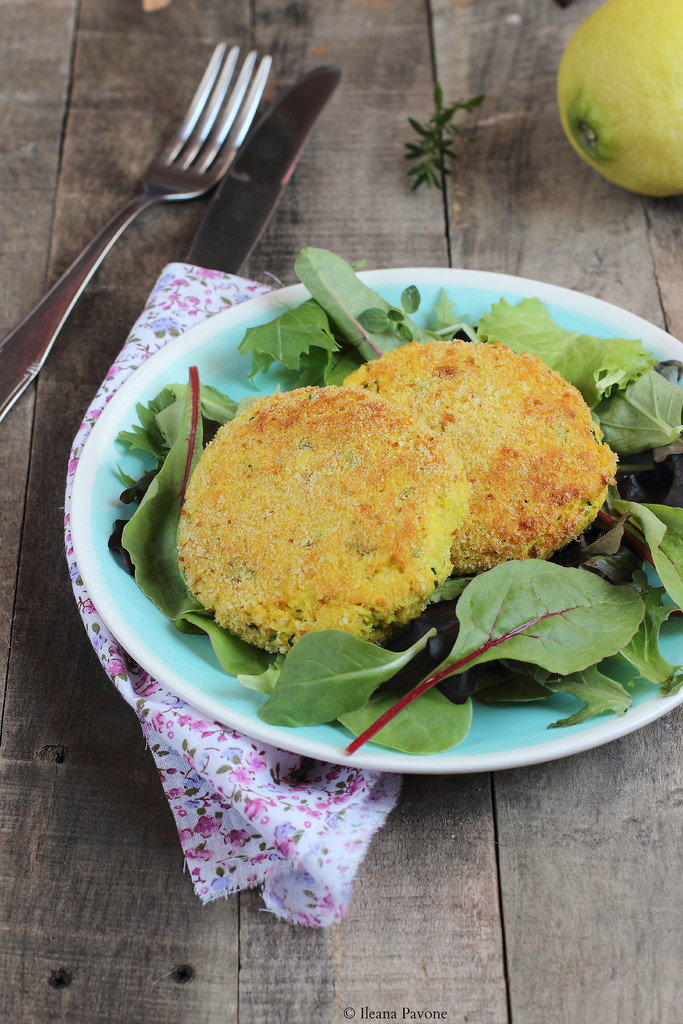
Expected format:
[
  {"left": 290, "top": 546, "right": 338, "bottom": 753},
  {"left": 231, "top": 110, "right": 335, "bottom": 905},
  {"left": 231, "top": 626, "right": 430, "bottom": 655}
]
[{"left": 63, "top": 262, "right": 401, "bottom": 927}]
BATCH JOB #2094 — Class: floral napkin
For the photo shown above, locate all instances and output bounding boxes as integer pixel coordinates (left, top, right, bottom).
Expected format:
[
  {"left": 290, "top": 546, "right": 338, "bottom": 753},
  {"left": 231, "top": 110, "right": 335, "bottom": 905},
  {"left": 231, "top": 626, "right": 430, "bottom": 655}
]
[{"left": 64, "top": 263, "right": 401, "bottom": 927}]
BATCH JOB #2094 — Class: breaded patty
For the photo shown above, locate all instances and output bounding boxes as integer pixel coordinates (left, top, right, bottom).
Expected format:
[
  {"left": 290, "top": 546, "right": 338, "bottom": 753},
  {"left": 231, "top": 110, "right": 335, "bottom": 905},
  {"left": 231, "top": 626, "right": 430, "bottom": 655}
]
[
  {"left": 178, "top": 385, "right": 469, "bottom": 653},
  {"left": 344, "top": 340, "right": 617, "bottom": 574}
]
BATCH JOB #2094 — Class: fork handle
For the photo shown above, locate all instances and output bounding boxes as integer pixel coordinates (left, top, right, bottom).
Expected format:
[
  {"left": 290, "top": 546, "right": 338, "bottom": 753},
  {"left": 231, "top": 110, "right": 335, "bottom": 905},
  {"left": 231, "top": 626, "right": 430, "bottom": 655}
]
[{"left": 0, "top": 192, "right": 158, "bottom": 424}]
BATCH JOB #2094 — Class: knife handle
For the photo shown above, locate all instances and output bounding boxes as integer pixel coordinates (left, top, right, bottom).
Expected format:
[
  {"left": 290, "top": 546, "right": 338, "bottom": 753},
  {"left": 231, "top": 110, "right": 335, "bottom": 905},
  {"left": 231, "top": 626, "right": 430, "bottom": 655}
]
[{"left": 0, "top": 192, "right": 156, "bottom": 424}]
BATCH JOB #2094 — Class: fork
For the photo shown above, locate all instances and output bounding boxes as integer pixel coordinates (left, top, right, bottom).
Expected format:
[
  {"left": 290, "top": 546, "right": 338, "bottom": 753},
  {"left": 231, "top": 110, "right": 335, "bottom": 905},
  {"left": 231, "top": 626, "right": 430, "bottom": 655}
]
[{"left": 0, "top": 42, "right": 272, "bottom": 425}]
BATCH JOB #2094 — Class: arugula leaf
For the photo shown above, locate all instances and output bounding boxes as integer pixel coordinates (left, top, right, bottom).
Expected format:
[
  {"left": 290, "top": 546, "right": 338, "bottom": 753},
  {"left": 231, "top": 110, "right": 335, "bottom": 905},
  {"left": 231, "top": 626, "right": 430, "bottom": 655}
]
[
  {"left": 545, "top": 664, "right": 633, "bottom": 727},
  {"left": 477, "top": 297, "right": 657, "bottom": 408},
  {"left": 294, "top": 247, "right": 433, "bottom": 360},
  {"left": 474, "top": 656, "right": 634, "bottom": 726},
  {"left": 237, "top": 298, "right": 339, "bottom": 379}
]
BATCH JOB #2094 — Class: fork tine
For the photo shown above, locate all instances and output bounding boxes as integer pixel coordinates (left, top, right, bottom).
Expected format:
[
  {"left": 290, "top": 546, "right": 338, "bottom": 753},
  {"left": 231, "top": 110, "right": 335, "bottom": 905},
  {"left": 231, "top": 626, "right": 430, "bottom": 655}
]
[
  {"left": 160, "top": 42, "right": 229, "bottom": 163},
  {"left": 194, "top": 53, "right": 273, "bottom": 175},
  {"left": 176, "top": 44, "right": 242, "bottom": 169}
]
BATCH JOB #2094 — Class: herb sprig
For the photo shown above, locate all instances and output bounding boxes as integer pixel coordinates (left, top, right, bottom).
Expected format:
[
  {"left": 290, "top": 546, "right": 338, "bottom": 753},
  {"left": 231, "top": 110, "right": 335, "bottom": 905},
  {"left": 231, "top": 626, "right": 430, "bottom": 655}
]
[
  {"left": 405, "top": 83, "right": 485, "bottom": 190},
  {"left": 357, "top": 285, "right": 420, "bottom": 343}
]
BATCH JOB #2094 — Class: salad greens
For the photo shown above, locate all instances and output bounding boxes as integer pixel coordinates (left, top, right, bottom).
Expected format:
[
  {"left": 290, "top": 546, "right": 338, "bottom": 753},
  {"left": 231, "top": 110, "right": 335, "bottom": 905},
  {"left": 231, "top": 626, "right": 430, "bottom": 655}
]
[{"left": 111, "top": 247, "right": 683, "bottom": 756}]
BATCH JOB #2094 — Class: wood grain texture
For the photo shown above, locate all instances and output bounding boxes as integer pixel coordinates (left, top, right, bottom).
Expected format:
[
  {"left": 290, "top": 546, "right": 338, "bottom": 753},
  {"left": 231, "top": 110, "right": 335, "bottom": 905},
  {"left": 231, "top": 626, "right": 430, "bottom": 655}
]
[
  {"left": 431, "top": 3, "right": 683, "bottom": 1023},
  {"left": 0, "top": 0, "right": 78, "bottom": 705},
  {"left": 495, "top": 710, "right": 683, "bottom": 1024},
  {"left": 1, "top": 0, "right": 682, "bottom": 1021},
  {"left": 238, "top": 773, "right": 508, "bottom": 1023}
]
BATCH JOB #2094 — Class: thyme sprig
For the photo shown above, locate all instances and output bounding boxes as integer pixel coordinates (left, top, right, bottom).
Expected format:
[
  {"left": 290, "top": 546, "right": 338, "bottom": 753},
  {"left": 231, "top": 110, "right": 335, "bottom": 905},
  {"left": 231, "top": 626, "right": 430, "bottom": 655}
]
[{"left": 405, "top": 83, "right": 484, "bottom": 190}]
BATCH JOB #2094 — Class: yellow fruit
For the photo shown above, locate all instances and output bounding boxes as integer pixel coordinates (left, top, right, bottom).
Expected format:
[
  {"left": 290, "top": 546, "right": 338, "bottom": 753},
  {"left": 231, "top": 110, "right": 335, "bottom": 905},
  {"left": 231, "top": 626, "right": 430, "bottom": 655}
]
[{"left": 557, "top": 0, "right": 683, "bottom": 196}]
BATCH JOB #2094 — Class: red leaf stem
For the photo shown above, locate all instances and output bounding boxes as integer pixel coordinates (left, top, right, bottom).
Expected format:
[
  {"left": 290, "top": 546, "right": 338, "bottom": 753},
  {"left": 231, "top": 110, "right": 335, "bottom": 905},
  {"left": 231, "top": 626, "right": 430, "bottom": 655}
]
[
  {"left": 596, "top": 508, "right": 654, "bottom": 567},
  {"left": 181, "top": 365, "right": 201, "bottom": 501},
  {"left": 344, "top": 614, "right": 543, "bottom": 755}
]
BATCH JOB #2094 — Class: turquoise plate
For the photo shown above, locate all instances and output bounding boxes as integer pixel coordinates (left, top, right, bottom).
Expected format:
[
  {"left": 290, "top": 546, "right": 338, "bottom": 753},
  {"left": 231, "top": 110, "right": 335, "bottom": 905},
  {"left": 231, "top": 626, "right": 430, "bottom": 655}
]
[{"left": 70, "top": 268, "right": 683, "bottom": 773}]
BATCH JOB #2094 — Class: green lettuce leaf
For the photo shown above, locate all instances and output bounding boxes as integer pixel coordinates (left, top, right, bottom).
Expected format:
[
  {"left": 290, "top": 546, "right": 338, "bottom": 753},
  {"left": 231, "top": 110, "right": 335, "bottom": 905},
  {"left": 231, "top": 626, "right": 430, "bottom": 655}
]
[
  {"left": 118, "top": 383, "right": 238, "bottom": 461},
  {"left": 294, "top": 247, "right": 433, "bottom": 360},
  {"left": 237, "top": 297, "right": 339, "bottom": 379},
  {"left": 258, "top": 627, "right": 436, "bottom": 727},
  {"left": 617, "top": 585, "right": 683, "bottom": 695},
  {"left": 612, "top": 499, "right": 683, "bottom": 610},
  {"left": 477, "top": 297, "right": 656, "bottom": 408},
  {"left": 340, "top": 687, "right": 472, "bottom": 754},
  {"left": 594, "top": 368, "right": 683, "bottom": 454},
  {"left": 121, "top": 376, "right": 203, "bottom": 621}
]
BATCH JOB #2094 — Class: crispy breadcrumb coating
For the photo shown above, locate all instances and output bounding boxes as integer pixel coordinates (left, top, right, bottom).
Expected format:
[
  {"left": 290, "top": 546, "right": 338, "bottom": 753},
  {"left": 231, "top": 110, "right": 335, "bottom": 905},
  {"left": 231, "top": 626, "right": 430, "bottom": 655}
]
[
  {"left": 178, "top": 385, "right": 469, "bottom": 653},
  {"left": 344, "top": 339, "right": 617, "bottom": 574}
]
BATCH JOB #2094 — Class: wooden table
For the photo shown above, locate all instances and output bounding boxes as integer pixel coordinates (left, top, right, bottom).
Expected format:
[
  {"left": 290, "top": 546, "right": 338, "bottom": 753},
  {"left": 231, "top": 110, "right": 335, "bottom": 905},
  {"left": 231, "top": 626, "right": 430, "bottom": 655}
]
[{"left": 2, "top": 1, "right": 682, "bottom": 1020}]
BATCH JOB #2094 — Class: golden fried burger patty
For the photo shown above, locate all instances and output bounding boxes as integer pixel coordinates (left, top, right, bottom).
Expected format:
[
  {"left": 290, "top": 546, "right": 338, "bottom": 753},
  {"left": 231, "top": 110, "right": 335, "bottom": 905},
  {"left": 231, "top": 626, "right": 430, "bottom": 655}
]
[
  {"left": 344, "top": 340, "right": 617, "bottom": 574},
  {"left": 178, "top": 385, "right": 469, "bottom": 653}
]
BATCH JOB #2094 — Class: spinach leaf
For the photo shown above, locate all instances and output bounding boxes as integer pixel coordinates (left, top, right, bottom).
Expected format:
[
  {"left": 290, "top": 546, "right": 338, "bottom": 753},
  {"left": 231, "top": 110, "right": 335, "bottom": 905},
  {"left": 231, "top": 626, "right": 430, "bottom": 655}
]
[
  {"left": 257, "top": 627, "right": 436, "bottom": 727},
  {"left": 120, "top": 370, "right": 203, "bottom": 620},
  {"left": 236, "top": 658, "right": 285, "bottom": 696},
  {"left": 294, "top": 247, "right": 433, "bottom": 360},
  {"left": 176, "top": 610, "right": 274, "bottom": 677},
  {"left": 340, "top": 687, "right": 472, "bottom": 754}
]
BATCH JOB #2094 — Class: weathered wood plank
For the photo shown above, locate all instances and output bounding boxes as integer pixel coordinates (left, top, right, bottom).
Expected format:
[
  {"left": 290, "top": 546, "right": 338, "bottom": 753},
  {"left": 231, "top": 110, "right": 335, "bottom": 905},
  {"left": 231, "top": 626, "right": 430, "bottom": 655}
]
[
  {"left": 496, "top": 711, "right": 683, "bottom": 1024},
  {"left": 642, "top": 195, "right": 683, "bottom": 342},
  {"left": 433, "top": 0, "right": 662, "bottom": 318},
  {"left": 0, "top": 0, "right": 78, "bottom": 702},
  {"left": 238, "top": 773, "right": 508, "bottom": 1024},
  {"left": 4, "top": 0, "right": 681, "bottom": 1021},
  {"left": 431, "top": 3, "right": 683, "bottom": 1022},
  {"left": 244, "top": 0, "right": 450, "bottom": 281},
  {"left": 235, "top": 2, "right": 507, "bottom": 1018},
  {"left": 0, "top": 4, "right": 254, "bottom": 1021}
]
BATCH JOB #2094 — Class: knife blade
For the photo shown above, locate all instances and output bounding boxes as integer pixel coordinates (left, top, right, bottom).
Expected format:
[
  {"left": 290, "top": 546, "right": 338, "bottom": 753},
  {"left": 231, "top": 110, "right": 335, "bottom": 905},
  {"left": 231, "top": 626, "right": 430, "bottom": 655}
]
[
  {"left": 186, "top": 64, "right": 341, "bottom": 271},
  {"left": 0, "top": 64, "right": 340, "bottom": 425}
]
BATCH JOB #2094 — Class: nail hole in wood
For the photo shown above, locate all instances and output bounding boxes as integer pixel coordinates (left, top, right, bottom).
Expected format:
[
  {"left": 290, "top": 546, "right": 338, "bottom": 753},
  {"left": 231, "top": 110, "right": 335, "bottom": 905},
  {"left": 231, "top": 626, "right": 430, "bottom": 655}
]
[
  {"left": 48, "top": 968, "right": 72, "bottom": 989},
  {"left": 171, "top": 963, "right": 195, "bottom": 984},
  {"left": 41, "top": 744, "right": 67, "bottom": 763}
]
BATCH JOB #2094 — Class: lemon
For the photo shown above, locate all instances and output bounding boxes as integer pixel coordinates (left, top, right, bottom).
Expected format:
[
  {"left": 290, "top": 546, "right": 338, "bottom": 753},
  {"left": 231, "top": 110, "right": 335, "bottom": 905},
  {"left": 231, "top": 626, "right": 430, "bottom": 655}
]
[{"left": 557, "top": 0, "right": 683, "bottom": 196}]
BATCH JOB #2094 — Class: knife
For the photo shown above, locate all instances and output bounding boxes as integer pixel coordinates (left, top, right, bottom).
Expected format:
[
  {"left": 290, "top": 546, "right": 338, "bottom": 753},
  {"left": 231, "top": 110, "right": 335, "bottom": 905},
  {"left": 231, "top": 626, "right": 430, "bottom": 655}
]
[
  {"left": 0, "top": 64, "right": 341, "bottom": 425},
  {"left": 187, "top": 64, "right": 341, "bottom": 271}
]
